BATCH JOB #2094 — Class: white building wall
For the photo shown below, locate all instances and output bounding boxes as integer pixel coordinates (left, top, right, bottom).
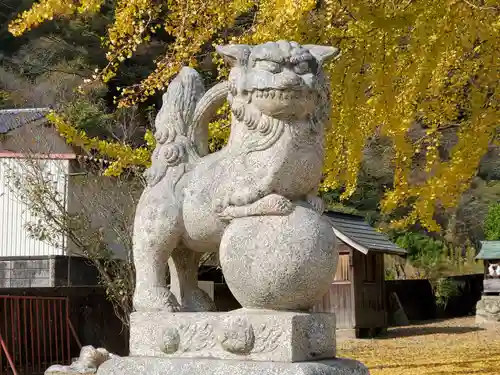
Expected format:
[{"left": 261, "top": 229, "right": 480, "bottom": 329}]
[{"left": 0, "top": 158, "right": 69, "bottom": 257}]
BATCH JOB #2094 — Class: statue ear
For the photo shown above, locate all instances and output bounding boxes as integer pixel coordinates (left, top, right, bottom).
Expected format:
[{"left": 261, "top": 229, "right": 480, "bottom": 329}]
[
  {"left": 216, "top": 44, "right": 252, "bottom": 66},
  {"left": 303, "top": 45, "right": 341, "bottom": 64}
]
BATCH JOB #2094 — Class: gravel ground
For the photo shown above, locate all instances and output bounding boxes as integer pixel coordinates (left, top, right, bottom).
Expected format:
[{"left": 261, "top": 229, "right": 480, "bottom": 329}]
[{"left": 338, "top": 317, "right": 500, "bottom": 375}]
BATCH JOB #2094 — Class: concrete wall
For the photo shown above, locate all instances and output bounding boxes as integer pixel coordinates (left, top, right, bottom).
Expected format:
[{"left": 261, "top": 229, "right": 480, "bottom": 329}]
[
  {"left": 0, "top": 258, "right": 55, "bottom": 287},
  {"left": 0, "top": 256, "right": 100, "bottom": 288}
]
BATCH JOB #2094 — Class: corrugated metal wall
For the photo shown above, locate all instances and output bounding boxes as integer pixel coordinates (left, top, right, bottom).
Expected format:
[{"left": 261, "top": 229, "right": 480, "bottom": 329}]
[{"left": 0, "top": 158, "right": 68, "bottom": 257}]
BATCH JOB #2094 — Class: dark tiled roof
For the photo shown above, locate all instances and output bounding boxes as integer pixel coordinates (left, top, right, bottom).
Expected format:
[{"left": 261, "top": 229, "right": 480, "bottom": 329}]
[
  {"left": 476, "top": 241, "right": 500, "bottom": 260},
  {"left": 324, "top": 211, "right": 407, "bottom": 255},
  {"left": 0, "top": 108, "right": 51, "bottom": 134}
]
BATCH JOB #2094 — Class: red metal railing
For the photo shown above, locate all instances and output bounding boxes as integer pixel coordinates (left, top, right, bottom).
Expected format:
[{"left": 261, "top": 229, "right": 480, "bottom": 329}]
[{"left": 0, "top": 296, "right": 77, "bottom": 375}]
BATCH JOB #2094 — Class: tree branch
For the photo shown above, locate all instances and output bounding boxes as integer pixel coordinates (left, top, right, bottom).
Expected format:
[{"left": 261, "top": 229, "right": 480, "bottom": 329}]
[
  {"left": 463, "top": 0, "right": 499, "bottom": 10},
  {"left": 0, "top": 54, "right": 89, "bottom": 78}
]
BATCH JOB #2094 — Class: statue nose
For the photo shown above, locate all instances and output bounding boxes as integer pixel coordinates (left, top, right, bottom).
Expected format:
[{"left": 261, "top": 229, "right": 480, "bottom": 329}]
[{"left": 275, "top": 69, "right": 302, "bottom": 88}]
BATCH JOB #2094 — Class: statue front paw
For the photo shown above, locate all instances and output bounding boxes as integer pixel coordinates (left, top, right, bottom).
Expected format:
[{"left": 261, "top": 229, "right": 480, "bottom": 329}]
[
  {"left": 270, "top": 195, "right": 294, "bottom": 215},
  {"left": 307, "top": 194, "right": 325, "bottom": 214},
  {"left": 229, "top": 187, "right": 267, "bottom": 207},
  {"left": 217, "top": 193, "right": 294, "bottom": 220},
  {"left": 213, "top": 186, "right": 270, "bottom": 214},
  {"left": 213, "top": 193, "right": 232, "bottom": 214},
  {"left": 217, "top": 206, "right": 237, "bottom": 221}
]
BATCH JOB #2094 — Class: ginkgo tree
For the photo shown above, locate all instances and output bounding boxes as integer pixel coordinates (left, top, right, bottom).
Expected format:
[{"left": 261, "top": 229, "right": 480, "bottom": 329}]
[{"left": 9, "top": 0, "right": 499, "bottom": 232}]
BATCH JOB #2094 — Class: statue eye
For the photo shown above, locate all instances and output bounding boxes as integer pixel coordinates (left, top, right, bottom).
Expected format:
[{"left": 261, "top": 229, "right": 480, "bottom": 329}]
[
  {"left": 294, "top": 61, "right": 310, "bottom": 74},
  {"left": 255, "top": 60, "right": 282, "bottom": 73}
]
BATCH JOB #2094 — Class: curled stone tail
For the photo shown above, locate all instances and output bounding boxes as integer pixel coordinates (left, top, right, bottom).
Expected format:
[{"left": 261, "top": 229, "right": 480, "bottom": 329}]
[
  {"left": 188, "top": 81, "right": 230, "bottom": 157},
  {"left": 145, "top": 68, "right": 205, "bottom": 187}
]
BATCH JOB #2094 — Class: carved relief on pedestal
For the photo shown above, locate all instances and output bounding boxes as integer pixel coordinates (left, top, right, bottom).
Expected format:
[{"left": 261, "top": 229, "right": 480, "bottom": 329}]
[{"left": 217, "top": 316, "right": 255, "bottom": 354}]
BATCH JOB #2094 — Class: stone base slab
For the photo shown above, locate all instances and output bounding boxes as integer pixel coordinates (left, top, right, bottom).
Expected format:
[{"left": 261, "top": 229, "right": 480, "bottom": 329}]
[
  {"left": 96, "top": 356, "right": 369, "bottom": 375},
  {"left": 130, "top": 309, "right": 336, "bottom": 362},
  {"left": 476, "top": 295, "right": 500, "bottom": 325}
]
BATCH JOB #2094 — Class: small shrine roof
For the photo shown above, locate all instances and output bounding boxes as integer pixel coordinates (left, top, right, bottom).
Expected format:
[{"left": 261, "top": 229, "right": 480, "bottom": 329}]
[{"left": 476, "top": 241, "right": 500, "bottom": 260}]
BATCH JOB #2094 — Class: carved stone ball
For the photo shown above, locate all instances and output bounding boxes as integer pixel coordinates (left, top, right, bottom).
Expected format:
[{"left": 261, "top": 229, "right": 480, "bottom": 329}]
[
  {"left": 217, "top": 316, "right": 255, "bottom": 354},
  {"left": 160, "top": 328, "right": 180, "bottom": 354},
  {"left": 220, "top": 203, "right": 338, "bottom": 310}
]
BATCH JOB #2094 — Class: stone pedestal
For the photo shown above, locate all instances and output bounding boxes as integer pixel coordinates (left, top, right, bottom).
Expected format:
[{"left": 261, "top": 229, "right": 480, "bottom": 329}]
[
  {"left": 130, "top": 309, "right": 336, "bottom": 362},
  {"left": 476, "top": 295, "right": 500, "bottom": 324},
  {"left": 106, "top": 310, "right": 372, "bottom": 375},
  {"left": 96, "top": 356, "right": 369, "bottom": 375}
]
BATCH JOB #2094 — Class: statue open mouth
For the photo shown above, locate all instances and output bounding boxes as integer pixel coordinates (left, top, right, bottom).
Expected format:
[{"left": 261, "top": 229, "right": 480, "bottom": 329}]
[
  {"left": 251, "top": 88, "right": 315, "bottom": 119},
  {"left": 252, "top": 89, "right": 308, "bottom": 101}
]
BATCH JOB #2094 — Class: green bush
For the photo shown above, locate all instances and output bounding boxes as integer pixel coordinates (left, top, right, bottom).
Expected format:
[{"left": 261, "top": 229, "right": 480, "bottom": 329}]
[
  {"left": 387, "top": 231, "right": 482, "bottom": 279},
  {"left": 392, "top": 232, "right": 445, "bottom": 262},
  {"left": 485, "top": 203, "right": 500, "bottom": 241},
  {"left": 433, "top": 278, "right": 464, "bottom": 311}
]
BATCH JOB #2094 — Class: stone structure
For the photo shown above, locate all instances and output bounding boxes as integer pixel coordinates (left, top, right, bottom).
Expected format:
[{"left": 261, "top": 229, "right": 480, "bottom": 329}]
[
  {"left": 475, "top": 241, "right": 500, "bottom": 325},
  {"left": 98, "top": 357, "right": 367, "bottom": 375},
  {"left": 96, "top": 40, "right": 368, "bottom": 375},
  {"left": 45, "top": 346, "right": 114, "bottom": 375},
  {"left": 476, "top": 295, "right": 500, "bottom": 324},
  {"left": 129, "top": 310, "right": 336, "bottom": 362}
]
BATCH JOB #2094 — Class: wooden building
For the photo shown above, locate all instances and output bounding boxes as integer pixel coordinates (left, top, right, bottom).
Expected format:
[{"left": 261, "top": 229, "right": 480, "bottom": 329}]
[
  {"left": 313, "top": 212, "right": 406, "bottom": 337},
  {"left": 476, "top": 241, "right": 500, "bottom": 295}
]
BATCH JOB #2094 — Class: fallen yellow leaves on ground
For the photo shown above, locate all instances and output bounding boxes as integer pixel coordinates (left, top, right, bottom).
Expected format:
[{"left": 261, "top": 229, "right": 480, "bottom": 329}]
[{"left": 338, "top": 317, "right": 500, "bottom": 375}]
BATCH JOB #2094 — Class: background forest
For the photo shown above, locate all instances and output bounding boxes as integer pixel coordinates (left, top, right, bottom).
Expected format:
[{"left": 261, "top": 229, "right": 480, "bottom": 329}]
[{"left": 0, "top": 0, "right": 498, "bottom": 280}]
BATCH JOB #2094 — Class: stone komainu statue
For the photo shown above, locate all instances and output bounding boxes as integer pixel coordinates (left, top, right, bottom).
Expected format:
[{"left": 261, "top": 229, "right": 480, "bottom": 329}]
[{"left": 133, "top": 40, "right": 340, "bottom": 312}]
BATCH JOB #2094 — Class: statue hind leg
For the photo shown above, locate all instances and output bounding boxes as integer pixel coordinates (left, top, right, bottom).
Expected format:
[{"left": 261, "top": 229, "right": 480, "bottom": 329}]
[
  {"left": 168, "top": 246, "right": 217, "bottom": 312},
  {"left": 132, "top": 191, "right": 183, "bottom": 312}
]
